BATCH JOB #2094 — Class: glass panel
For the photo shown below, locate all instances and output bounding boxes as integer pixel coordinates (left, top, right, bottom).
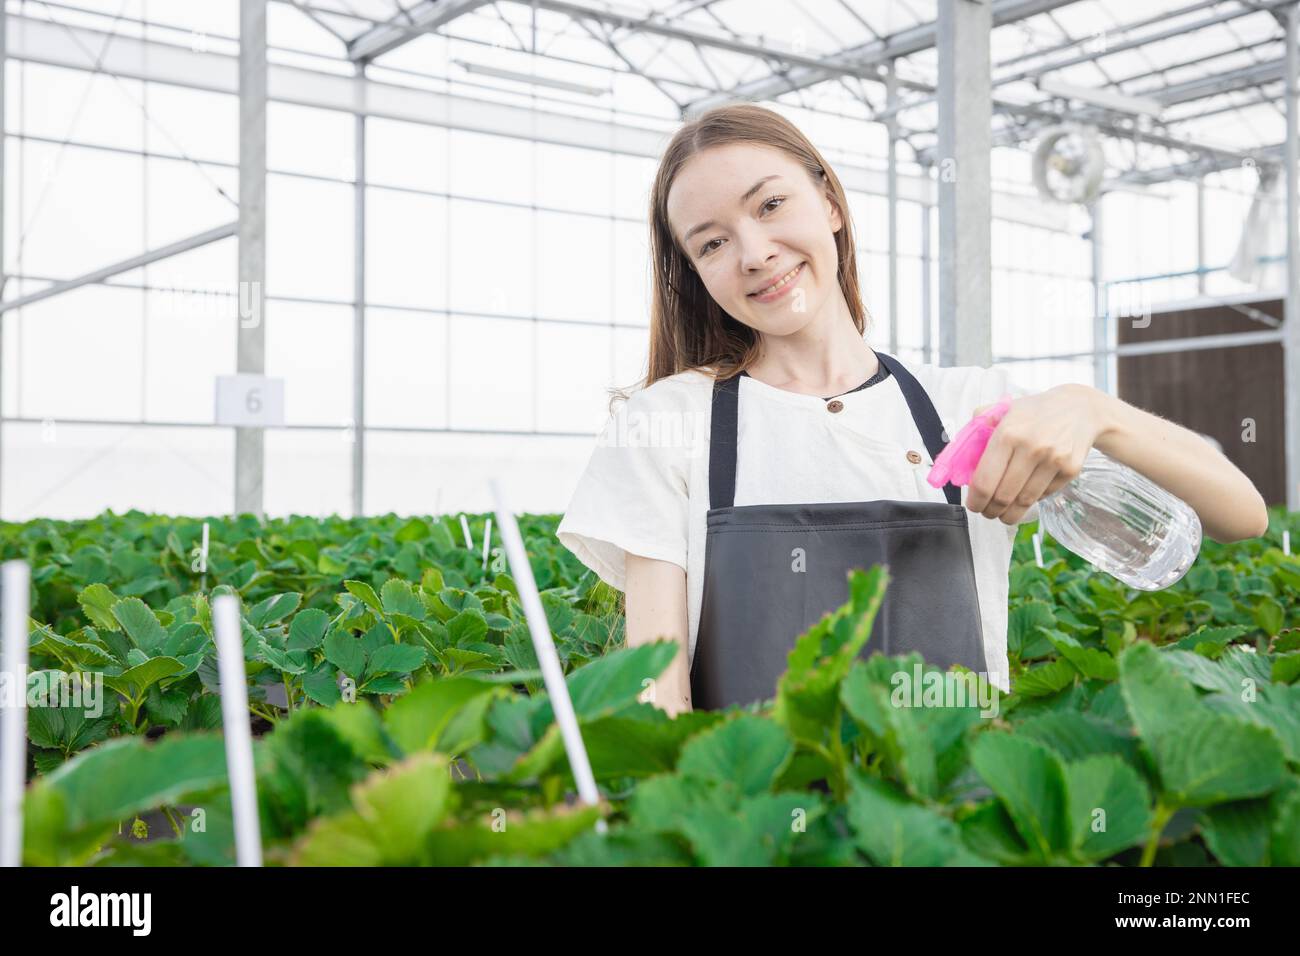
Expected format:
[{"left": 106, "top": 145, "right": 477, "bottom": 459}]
[
  {"left": 264, "top": 301, "right": 353, "bottom": 427},
  {"left": 536, "top": 323, "right": 612, "bottom": 433},
  {"left": 10, "top": 140, "right": 144, "bottom": 281},
  {"left": 535, "top": 141, "right": 612, "bottom": 215},
  {"left": 612, "top": 218, "right": 650, "bottom": 326},
  {"left": 447, "top": 199, "right": 534, "bottom": 317},
  {"left": 2, "top": 422, "right": 233, "bottom": 521},
  {"left": 268, "top": 101, "right": 355, "bottom": 181},
  {"left": 364, "top": 308, "right": 449, "bottom": 430},
  {"left": 365, "top": 117, "right": 449, "bottom": 193},
  {"left": 447, "top": 314, "right": 534, "bottom": 431},
  {"left": 266, "top": 173, "right": 354, "bottom": 301},
  {"left": 364, "top": 430, "right": 595, "bottom": 517},
  {"left": 14, "top": 284, "right": 144, "bottom": 421},
  {"left": 449, "top": 129, "right": 533, "bottom": 205},
  {"left": 536, "top": 211, "right": 611, "bottom": 323},
  {"left": 366, "top": 188, "right": 448, "bottom": 309},
  {"left": 143, "top": 288, "right": 236, "bottom": 423},
  {"left": 264, "top": 428, "right": 352, "bottom": 517}
]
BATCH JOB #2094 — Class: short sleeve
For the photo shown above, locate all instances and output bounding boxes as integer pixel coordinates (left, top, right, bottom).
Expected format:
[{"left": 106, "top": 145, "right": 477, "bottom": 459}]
[
  {"left": 986, "top": 365, "right": 1044, "bottom": 528},
  {"left": 555, "top": 391, "right": 691, "bottom": 592}
]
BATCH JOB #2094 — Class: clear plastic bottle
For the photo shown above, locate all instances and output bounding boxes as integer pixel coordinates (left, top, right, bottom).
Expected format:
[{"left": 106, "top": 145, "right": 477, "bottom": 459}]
[{"left": 1037, "top": 448, "right": 1202, "bottom": 590}]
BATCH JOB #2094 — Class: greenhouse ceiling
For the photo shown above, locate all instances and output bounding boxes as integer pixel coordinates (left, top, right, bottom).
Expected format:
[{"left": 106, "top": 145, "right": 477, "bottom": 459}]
[{"left": 246, "top": 0, "right": 1299, "bottom": 185}]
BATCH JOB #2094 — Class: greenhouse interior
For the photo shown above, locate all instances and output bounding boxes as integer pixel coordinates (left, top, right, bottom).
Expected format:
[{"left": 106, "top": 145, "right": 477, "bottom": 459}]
[{"left": 0, "top": 0, "right": 1299, "bottom": 892}]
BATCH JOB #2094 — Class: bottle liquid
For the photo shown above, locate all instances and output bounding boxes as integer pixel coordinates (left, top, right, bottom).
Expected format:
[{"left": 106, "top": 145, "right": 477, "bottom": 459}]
[{"left": 927, "top": 394, "right": 1202, "bottom": 591}]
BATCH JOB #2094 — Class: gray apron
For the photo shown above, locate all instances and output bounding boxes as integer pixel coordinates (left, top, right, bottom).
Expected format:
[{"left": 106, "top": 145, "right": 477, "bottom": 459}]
[{"left": 689, "top": 351, "right": 988, "bottom": 711}]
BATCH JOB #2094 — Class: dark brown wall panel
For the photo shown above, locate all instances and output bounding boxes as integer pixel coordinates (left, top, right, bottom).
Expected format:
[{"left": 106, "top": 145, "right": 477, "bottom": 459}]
[{"left": 1115, "top": 297, "right": 1286, "bottom": 507}]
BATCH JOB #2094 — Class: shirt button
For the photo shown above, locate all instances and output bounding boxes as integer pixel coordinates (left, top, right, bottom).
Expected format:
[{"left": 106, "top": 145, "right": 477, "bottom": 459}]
[
  {"left": 826, "top": 399, "right": 844, "bottom": 413},
  {"left": 906, "top": 450, "right": 923, "bottom": 464}
]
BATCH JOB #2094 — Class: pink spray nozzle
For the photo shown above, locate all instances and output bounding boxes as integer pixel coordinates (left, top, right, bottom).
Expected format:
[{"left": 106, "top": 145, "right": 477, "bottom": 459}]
[{"left": 926, "top": 394, "right": 1014, "bottom": 489}]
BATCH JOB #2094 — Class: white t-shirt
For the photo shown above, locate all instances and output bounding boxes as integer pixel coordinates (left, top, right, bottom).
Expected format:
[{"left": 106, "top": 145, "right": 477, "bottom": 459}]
[{"left": 555, "top": 355, "right": 1040, "bottom": 693}]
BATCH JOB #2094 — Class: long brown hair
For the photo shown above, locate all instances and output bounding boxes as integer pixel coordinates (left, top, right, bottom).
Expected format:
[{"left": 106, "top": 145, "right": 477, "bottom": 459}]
[{"left": 608, "top": 104, "right": 870, "bottom": 414}]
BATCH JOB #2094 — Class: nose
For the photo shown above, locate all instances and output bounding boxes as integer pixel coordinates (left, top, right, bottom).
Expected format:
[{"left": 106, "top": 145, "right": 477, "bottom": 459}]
[{"left": 737, "top": 220, "right": 780, "bottom": 275}]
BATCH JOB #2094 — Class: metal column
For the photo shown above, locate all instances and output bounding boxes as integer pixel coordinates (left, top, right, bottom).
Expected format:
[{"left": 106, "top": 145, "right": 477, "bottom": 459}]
[
  {"left": 936, "top": 0, "right": 993, "bottom": 368},
  {"left": 921, "top": 172, "right": 933, "bottom": 366},
  {"left": 885, "top": 59, "right": 899, "bottom": 356},
  {"left": 1195, "top": 176, "right": 1206, "bottom": 296},
  {"left": 236, "top": 0, "right": 267, "bottom": 517},
  {"left": 0, "top": 1, "right": 6, "bottom": 519},
  {"left": 1286, "top": 2, "right": 1300, "bottom": 512},
  {"left": 352, "top": 63, "right": 366, "bottom": 519},
  {"left": 1090, "top": 197, "right": 1109, "bottom": 394}
]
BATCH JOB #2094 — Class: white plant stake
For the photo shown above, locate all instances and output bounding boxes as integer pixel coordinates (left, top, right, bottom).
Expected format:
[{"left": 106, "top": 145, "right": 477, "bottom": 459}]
[
  {"left": 488, "top": 479, "right": 605, "bottom": 834},
  {"left": 459, "top": 513, "right": 474, "bottom": 551},
  {"left": 212, "top": 594, "right": 263, "bottom": 867},
  {"left": 482, "top": 517, "right": 493, "bottom": 572},
  {"left": 200, "top": 521, "right": 210, "bottom": 590},
  {"left": 1032, "top": 531, "right": 1044, "bottom": 569},
  {"left": 1284, "top": 530, "right": 1291, "bottom": 556},
  {"left": 0, "top": 561, "right": 31, "bottom": 868}
]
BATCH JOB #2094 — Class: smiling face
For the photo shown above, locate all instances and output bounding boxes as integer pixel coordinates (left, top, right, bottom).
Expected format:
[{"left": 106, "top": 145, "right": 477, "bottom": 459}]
[{"left": 665, "top": 142, "right": 843, "bottom": 337}]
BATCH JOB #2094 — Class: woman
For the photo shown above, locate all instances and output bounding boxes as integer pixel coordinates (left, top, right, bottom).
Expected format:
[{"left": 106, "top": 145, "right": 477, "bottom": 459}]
[{"left": 556, "top": 103, "right": 1268, "bottom": 716}]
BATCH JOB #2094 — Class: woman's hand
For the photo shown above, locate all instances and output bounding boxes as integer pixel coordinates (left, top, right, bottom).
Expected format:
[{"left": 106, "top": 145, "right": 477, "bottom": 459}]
[{"left": 965, "top": 383, "right": 1107, "bottom": 525}]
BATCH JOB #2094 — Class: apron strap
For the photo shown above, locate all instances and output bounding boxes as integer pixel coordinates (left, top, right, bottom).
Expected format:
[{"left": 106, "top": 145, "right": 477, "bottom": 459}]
[
  {"left": 874, "top": 352, "right": 961, "bottom": 507},
  {"left": 708, "top": 351, "right": 961, "bottom": 509}
]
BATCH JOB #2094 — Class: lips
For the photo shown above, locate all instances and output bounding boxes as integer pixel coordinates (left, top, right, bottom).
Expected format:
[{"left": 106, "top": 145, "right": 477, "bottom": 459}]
[{"left": 748, "top": 261, "right": 805, "bottom": 299}]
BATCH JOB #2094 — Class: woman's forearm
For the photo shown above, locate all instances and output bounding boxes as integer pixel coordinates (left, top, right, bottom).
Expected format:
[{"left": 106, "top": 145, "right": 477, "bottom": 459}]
[
  {"left": 624, "top": 554, "right": 693, "bottom": 716},
  {"left": 1081, "top": 384, "right": 1270, "bottom": 543}
]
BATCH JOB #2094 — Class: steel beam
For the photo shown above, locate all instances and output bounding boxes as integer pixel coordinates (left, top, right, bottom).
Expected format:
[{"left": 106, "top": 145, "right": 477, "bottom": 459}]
[
  {"left": 352, "top": 64, "right": 366, "bottom": 519},
  {"left": 937, "top": 0, "right": 993, "bottom": 369},
  {"left": 348, "top": 0, "right": 491, "bottom": 63},
  {"left": 683, "top": 0, "right": 1081, "bottom": 115},
  {"left": 1286, "top": 2, "right": 1300, "bottom": 510},
  {"left": 886, "top": 59, "right": 899, "bottom": 356},
  {"left": 1090, "top": 198, "right": 1109, "bottom": 393},
  {"left": 0, "top": 223, "right": 237, "bottom": 315},
  {"left": 993, "top": 328, "right": 1285, "bottom": 362},
  {"left": 237, "top": 0, "right": 267, "bottom": 518}
]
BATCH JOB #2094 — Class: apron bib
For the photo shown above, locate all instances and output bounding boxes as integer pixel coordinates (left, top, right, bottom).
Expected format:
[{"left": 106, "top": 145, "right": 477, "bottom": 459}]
[{"left": 689, "top": 351, "right": 988, "bottom": 711}]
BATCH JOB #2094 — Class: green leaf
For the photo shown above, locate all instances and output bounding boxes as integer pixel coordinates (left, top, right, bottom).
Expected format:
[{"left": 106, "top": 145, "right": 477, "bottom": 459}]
[
  {"left": 291, "top": 753, "right": 455, "bottom": 865},
  {"left": 846, "top": 772, "right": 992, "bottom": 866},
  {"left": 77, "top": 583, "right": 120, "bottom": 632},
  {"left": 1272, "top": 651, "right": 1300, "bottom": 685},
  {"left": 23, "top": 735, "right": 229, "bottom": 866},
  {"left": 247, "top": 592, "right": 302, "bottom": 628},
  {"left": 1015, "top": 711, "right": 1140, "bottom": 769},
  {"left": 394, "top": 517, "right": 431, "bottom": 543},
  {"left": 1013, "top": 658, "right": 1078, "bottom": 697},
  {"left": 969, "top": 732, "right": 1070, "bottom": 862},
  {"left": 102, "top": 656, "right": 186, "bottom": 700},
  {"left": 774, "top": 566, "right": 889, "bottom": 748},
  {"left": 287, "top": 608, "right": 331, "bottom": 651},
  {"left": 1043, "top": 630, "right": 1117, "bottom": 681},
  {"left": 301, "top": 661, "right": 343, "bottom": 706},
  {"left": 1118, "top": 642, "right": 1199, "bottom": 743},
  {"left": 675, "top": 715, "right": 793, "bottom": 798},
  {"left": 446, "top": 608, "right": 488, "bottom": 646},
  {"left": 1008, "top": 602, "right": 1056, "bottom": 657},
  {"left": 383, "top": 677, "right": 500, "bottom": 755},
  {"left": 380, "top": 579, "right": 425, "bottom": 620},
  {"left": 1063, "top": 755, "right": 1151, "bottom": 861},
  {"left": 110, "top": 598, "right": 169, "bottom": 655},
  {"left": 344, "top": 580, "right": 383, "bottom": 613},
  {"left": 365, "top": 643, "right": 427, "bottom": 677},
  {"left": 323, "top": 629, "right": 367, "bottom": 680},
  {"left": 1149, "top": 711, "right": 1286, "bottom": 808},
  {"left": 1252, "top": 596, "right": 1284, "bottom": 636}
]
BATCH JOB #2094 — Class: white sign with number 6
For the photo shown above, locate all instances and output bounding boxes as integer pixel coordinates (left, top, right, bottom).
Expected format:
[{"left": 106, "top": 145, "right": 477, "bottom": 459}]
[{"left": 215, "top": 374, "right": 285, "bottom": 427}]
